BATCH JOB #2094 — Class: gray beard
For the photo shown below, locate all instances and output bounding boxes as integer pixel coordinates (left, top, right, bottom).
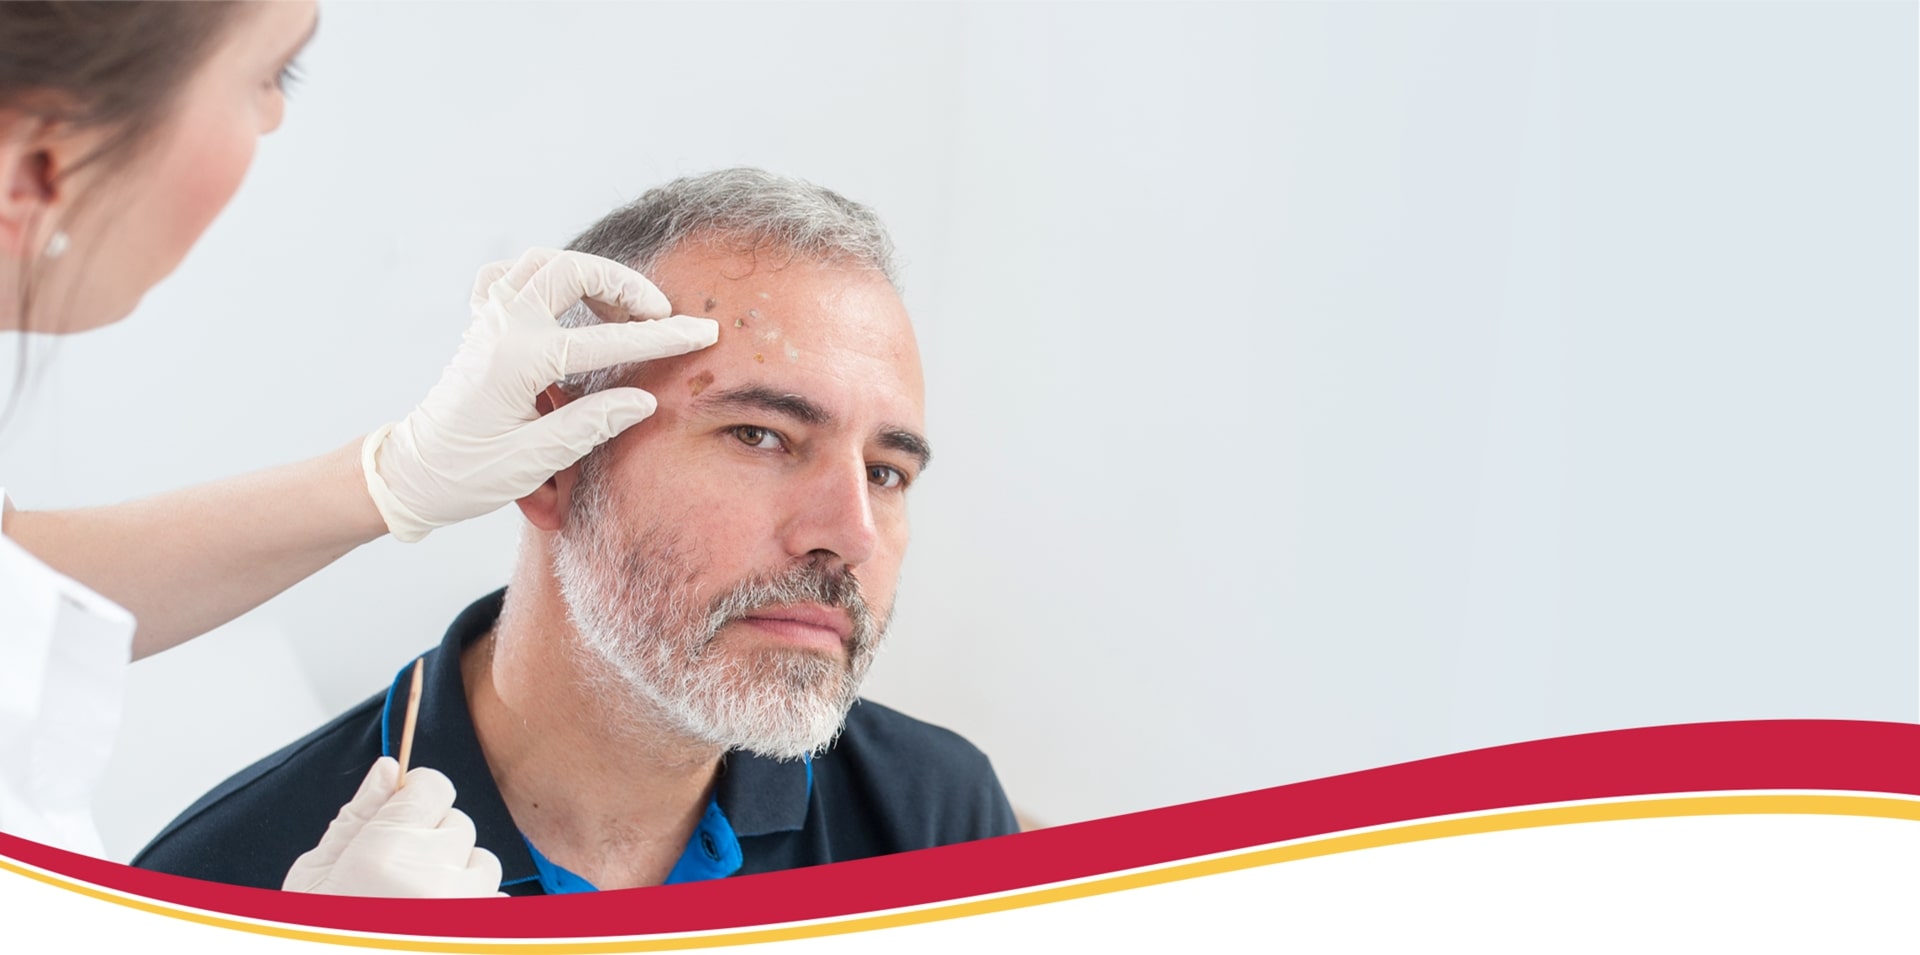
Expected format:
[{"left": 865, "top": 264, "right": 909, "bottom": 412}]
[{"left": 550, "top": 470, "right": 884, "bottom": 761}]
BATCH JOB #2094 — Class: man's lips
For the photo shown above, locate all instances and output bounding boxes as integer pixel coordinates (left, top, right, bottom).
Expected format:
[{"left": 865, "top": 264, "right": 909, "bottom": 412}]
[{"left": 738, "top": 604, "right": 853, "bottom": 650}]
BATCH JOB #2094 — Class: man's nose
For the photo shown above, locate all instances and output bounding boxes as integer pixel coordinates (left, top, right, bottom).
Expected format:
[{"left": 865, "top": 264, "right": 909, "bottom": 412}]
[{"left": 782, "top": 455, "right": 879, "bottom": 568}]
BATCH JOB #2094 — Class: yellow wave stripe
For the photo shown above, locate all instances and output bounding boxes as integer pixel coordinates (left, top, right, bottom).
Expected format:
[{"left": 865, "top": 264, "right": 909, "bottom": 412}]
[{"left": 4, "top": 792, "right": 1916, "bottom": 953}]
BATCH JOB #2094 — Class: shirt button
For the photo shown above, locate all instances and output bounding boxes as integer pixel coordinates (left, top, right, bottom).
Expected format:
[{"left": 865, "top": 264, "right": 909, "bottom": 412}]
[{"left": 700, "top": 831, "right": 720, "bottom": 860}]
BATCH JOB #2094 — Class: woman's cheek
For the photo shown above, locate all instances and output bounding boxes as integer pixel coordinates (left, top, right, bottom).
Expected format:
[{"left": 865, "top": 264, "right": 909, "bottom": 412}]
[
  {"left": 139, "top": 94, "right": 259, "bottom": 280},
  {"left": 171, "top": 109, "right": 256, "bottom": 251}
]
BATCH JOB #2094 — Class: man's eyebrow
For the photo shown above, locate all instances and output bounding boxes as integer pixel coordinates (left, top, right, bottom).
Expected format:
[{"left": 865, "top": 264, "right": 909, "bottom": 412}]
[
  {"left": 696, "top": 385, "right": 829, "bottom": 425},
  {"left": 879, "top": 429, "right": 933, "bottom": 474}
]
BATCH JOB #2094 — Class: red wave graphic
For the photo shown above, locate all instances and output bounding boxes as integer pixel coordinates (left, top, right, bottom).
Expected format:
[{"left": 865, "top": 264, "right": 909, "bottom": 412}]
[{"left": 5, "top": 719, "right": 1916, "bottom": 938}]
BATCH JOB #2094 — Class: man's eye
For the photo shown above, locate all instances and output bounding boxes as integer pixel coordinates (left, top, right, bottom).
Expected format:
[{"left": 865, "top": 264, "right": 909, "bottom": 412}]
[
  {"left": 868, "top": 465, "right": 906, "bottom": 490},
  {"left": 731, "top": 425, "right": 783, "bottom": 450}
]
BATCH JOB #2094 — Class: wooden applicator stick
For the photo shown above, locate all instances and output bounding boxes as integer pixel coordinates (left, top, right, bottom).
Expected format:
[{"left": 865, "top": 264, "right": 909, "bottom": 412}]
[{"left": 395, "top": 659, "right": 425, "bottom": 788}]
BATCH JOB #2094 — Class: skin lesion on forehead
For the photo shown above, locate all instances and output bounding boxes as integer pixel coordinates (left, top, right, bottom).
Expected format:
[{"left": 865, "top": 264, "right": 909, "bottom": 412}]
[{"left": 686, "top": 370, "right": 716, "bottom": 396}]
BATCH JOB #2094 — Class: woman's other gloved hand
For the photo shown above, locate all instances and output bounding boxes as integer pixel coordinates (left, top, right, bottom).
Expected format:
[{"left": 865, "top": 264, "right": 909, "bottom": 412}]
[{"left": 282, "top": 757, "right": 503, "bottom": 898}]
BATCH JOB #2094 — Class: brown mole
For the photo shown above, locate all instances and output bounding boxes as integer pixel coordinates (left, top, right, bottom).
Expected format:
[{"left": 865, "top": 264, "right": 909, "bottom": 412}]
[
  {"left": 703, "top": 297, "right": 717, "bottom": 312},
  {"left": 754, "top": 353, "right": 765, "bottom": 363},
  {"left": 687, "top": 369, "right": 715, "bottom": 396}
]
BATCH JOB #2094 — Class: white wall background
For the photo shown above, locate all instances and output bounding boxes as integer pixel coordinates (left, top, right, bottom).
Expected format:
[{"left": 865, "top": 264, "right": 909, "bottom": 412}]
[{"left": 0, "top": 2, "right": 1911, "bottom": 863}]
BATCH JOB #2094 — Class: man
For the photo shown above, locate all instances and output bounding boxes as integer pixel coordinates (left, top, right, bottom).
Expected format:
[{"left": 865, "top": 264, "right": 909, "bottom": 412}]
[{"left": 135, "top": 169, "right": 1018, "bottom": 894}]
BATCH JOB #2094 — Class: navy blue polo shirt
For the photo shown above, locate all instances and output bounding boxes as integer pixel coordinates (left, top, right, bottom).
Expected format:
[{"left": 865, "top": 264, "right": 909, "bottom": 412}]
[{"left": 134, "top": 590, "right": 1019, "bottom": 894}]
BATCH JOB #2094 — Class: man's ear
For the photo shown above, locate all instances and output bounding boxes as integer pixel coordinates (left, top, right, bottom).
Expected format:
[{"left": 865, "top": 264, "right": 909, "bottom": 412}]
[{"left": 516, "top": 384, "right": 579, "bottom": 531}]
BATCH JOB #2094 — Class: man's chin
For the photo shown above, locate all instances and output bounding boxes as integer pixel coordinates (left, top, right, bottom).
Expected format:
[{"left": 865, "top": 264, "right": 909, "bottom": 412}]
[
  {"left": 720, "top": 643, "right": 856, "bottom": 699},
  {"left": 643, "top": 641, "right": 862, "bottom": 758},
  {"left": 696, "top": 698, "right": 853, "bottom": 762}
]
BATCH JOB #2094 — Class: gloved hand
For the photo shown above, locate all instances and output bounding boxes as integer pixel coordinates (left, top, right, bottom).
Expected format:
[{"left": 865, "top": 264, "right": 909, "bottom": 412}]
[
  {"left": 363, "top": 248, "right": 719, "bottom": 541},
  {"left": 282, "top": 757, "right": 503, "bottom": 898}
]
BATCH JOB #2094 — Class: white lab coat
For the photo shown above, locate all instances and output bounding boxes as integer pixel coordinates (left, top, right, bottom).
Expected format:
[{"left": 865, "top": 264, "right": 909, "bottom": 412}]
[{"left": 0, "top": 491, "right": 132, "bottom": 857}]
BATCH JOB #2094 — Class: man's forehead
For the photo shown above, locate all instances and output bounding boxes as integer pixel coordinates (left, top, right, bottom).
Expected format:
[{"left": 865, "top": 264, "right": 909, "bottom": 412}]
[
  {"left": 639, "top": 244, "right": 925, "bottom": 422},
  {"left": 658, "top": 248, "right": 900, "bottom": 320}
]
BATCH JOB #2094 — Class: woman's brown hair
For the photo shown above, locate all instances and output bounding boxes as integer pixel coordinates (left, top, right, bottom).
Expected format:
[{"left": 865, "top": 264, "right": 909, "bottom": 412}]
[{"left": 0, "top": 2, "right": 246, "bottom": 421}]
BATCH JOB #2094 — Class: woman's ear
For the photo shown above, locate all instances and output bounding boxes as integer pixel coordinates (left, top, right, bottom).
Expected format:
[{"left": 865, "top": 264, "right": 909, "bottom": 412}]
[
  {"left": 515, "top": 384, "right": 579, "bottom": 531},
  {"left": 0, "top": 113, "right": 60, "bottom": 258}
]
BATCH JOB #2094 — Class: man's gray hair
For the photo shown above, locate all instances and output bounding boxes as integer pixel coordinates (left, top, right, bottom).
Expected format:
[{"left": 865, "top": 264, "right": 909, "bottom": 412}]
[{"left": 558, "top": 167, "right": 897, "bottom": 398}]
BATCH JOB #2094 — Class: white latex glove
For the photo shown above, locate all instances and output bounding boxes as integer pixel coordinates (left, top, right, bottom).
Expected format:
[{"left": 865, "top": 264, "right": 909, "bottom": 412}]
[
  {"left": 364, "top": 248, "right": 719, "bottom": 541},
  {"left": 283, "top": 757, "right": 503, "bottom": 898}
]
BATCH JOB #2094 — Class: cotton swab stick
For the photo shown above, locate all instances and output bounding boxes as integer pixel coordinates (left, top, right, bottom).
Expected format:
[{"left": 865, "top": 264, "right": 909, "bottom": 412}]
[{"left": 395, "top": 659, "right": 425, "bottom": 788}]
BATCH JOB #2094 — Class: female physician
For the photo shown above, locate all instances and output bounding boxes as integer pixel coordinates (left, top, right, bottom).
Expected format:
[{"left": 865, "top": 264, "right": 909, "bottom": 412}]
[{"left": 0, "top": 2, "right": 716, "bottom": 896}]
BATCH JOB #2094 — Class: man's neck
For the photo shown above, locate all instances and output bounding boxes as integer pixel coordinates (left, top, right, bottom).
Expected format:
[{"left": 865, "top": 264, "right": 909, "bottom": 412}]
[{"left": 465, "top": 571, "right": 726, "bottom": 891}]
